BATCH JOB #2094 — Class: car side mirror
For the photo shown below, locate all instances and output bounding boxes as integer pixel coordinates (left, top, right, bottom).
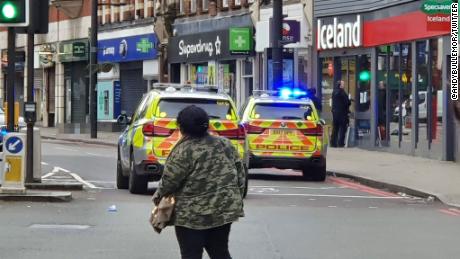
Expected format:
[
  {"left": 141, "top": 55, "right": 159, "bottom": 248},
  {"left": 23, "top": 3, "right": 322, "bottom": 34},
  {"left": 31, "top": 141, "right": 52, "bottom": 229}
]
[
  {"left": 319, "top": 119, "right": 326, "bottom": 125},
  {"left": 117, "top": 114, "right": 131, "bottom": 125}
]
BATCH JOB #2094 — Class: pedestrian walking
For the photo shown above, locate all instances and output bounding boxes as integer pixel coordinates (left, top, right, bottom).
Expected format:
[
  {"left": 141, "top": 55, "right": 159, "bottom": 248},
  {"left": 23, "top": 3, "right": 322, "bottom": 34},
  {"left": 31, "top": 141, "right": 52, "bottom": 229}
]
[
  {"left": 152, "top": 105, "right": 245, "bottom": 259},
  {"left": 377, "top": 81, "right": 387, "bottom": 140},
  {"left": 331, "top": 80, "right": 351, "bottom": 147},
  {"left": 308, "top": 87, "right": 322, "bottom": 112}
]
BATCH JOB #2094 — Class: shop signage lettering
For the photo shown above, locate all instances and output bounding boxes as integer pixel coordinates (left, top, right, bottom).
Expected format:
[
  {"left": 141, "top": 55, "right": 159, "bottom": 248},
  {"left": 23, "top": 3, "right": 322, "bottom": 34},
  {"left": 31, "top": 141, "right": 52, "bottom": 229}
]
[
  {"left": 98, "top": 34, "right": 158, "bottom": 63},
  {"left": 169, "top": 30, "right": 252, "bottom": 63},
  {"left": 421, "top": 0, "right": 451, "bottom": 31},
  {"left": 60, "top": 40, "right": 88, "bottom": 63},
  {"left": 421, "top": 0, "right": 451, "bottom": 15},
  {"left": 317, "top": 15, "right": 362, "bottom": 50},
  {"left": 178, "top": 37, "right": 222, "bottom": 58}
]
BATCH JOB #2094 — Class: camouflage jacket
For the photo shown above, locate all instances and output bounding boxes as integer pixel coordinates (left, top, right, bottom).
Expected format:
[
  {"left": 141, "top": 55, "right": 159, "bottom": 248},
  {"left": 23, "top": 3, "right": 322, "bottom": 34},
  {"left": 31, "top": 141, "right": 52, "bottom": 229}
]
[{"left": 155, "top": 135, "right": 245, "bottom": 230}]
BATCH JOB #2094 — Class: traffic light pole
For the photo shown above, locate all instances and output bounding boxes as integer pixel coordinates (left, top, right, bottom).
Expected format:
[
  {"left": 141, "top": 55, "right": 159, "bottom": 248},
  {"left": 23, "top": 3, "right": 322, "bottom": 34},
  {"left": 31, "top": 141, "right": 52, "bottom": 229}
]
[
  {"left": 6, "top": 27, "right": 15, "bottom": 132},
  {"left": 89, "top": 0, "right": 98, "bottom": 138},
  {"left": 271, "top": 0, "right": 283, "bottom": 91},
  {"left": 25, "top": 31, "right": 34, "bottom": 183}
]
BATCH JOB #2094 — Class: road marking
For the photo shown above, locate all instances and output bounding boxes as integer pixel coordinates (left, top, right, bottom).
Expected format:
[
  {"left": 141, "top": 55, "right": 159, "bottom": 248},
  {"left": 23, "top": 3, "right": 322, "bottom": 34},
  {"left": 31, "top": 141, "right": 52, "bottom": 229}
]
[
  {"left": 329, "top": 177, "right": 399, "bottom": 197},
  {"left": 368, "top": 207, "right": 378, "bottom": 209},
  {"left": 70, "top": 173, "right": 97, "bottom": 189},
  {"left": 328, "top": 206, "right": 337, "bottom": 208},
  {"left": 309, "top": 198, "right": 316, "bottom": 201},
  {"left": 41, "top": 172, "right": 55, "bottom": 179},
  {"left": 439, "top": 209, "right": 460, "bottom": 217},
  {"left": 51, "top": 166, "right": 70, "bottom": 173},
  {"left": 248, "top": 193, "right": 406, "bottom": 199},
  {"left": 29, "top": 224, "right": 90, "bottom": 230},
  {"left": 41, "top": 162, "right": 49, "bottom": 166},
  {"left": 250, "top": 185, "right": 346, "bottom": 190}
]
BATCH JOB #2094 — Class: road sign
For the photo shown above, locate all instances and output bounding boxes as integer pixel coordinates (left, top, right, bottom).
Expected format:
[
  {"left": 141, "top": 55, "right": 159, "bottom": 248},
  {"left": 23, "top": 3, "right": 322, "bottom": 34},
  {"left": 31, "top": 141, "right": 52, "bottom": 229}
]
[
  {"left": 1, "top": 133, "right": 26, "bottom": 194},
  {"left": 5, "top": 135, "right": 23, "bottom": 154}
]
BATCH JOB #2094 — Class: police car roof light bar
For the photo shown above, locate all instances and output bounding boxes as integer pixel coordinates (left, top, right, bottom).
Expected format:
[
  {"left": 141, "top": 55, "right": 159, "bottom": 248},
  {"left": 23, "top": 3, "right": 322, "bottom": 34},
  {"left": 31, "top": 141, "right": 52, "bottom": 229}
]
[{"left": 151, "top": 83, "right": 220, "bottom": 93}]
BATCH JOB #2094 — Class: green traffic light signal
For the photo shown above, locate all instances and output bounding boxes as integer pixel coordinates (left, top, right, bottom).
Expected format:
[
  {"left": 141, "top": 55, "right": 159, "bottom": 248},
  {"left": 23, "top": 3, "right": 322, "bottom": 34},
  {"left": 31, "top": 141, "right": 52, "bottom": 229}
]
[
  {"left": 2, "top": 2, "right": 18, "bottom": 20},
  {"left": 359, "top": 70, "right": 371, "bottom": 82},
  {"left": 0, "top": 0, "right": 28, "bottom": 26}
]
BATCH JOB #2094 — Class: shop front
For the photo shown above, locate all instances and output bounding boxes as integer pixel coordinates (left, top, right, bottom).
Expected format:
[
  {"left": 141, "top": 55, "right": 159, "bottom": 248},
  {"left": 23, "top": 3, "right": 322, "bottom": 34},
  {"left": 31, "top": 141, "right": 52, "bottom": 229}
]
[
  {"left": 2, "top": 50, "right": 26, "bottom": 117},
  {"left": 98, "top": 32, "right": 158, "bottom": 121},
  {"left": 314, "top": 0, "right": 454, "bottom": 161},
  {"left": 59, "top": 39, "right": 90, "bottom": 127},
  {"left": 169, "top": 20, "right": 255, "bottom": 109}
]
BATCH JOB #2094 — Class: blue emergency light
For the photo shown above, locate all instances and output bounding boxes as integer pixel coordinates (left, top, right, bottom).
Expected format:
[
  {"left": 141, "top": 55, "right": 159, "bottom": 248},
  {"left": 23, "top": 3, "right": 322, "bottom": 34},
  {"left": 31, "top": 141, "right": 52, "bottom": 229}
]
[{"left": 279, "top": 88, "right": 308, "bottom": 99}]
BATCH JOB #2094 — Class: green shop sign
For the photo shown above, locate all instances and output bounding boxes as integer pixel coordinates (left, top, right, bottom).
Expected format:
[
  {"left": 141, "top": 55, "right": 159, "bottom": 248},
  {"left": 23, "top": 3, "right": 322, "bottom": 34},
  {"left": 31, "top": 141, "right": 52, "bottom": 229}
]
[
  {"left": 136, "top": 38, "right": 154, "bottom": 54},
  {"left": 60, "top": 40, "right": 88, "bottom": 62},
  {"left": 229, "top": 27, "right": 253, "bottom": 54},
  {"left": 421, "top": 0, "right": 452, "bottom": 15}
]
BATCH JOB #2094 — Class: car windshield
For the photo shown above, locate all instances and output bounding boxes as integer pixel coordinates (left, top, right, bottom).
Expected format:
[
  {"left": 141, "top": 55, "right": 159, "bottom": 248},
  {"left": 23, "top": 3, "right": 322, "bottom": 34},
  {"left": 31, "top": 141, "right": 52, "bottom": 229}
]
[
  {"left": 157, "top": 98, "right": 236, "bottom": 120},
  {"left": 251, "top": 103, "right": 315, "bottom": 121}
]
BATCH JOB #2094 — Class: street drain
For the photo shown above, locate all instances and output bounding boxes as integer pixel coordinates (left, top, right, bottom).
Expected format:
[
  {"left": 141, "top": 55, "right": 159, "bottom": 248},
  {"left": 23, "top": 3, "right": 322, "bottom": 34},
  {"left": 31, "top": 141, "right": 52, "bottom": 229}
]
[{"left": 29, "top": 224, "right": 91, "bottom": 230}]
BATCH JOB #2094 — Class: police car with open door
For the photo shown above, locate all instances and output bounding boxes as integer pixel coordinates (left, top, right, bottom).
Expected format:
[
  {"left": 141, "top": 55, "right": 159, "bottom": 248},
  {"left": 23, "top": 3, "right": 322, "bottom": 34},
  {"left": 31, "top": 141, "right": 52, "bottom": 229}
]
[{"left": 117, "top": 83, "right": 249, "bottom": 195}]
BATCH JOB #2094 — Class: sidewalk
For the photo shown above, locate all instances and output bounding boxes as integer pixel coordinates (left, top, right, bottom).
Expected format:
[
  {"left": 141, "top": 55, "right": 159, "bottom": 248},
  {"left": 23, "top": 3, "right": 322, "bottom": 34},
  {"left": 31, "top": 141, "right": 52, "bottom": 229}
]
[
  {"left": 40, "top": 127, "right": 118, "bottom": 147},
  {"left": 327, "top": 148, "right": 460, "bottom": 208},
  {"left": 39, "top": 127, "right": 460, "bottom": 207}
]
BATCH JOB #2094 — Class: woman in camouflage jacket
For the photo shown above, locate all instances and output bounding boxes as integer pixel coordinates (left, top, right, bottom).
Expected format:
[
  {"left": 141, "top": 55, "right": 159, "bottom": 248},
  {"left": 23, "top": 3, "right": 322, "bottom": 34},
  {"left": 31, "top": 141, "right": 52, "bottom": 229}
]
[{"left": 153, "top": 105, "right": 245, "bottom": 259}]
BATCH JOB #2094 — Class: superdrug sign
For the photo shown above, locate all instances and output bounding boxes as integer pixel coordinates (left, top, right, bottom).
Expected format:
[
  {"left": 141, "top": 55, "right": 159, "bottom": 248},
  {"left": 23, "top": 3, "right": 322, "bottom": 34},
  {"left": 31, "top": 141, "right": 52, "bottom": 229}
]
[{"left": 169, "top": 30, "right": 251, "bottom": 63}]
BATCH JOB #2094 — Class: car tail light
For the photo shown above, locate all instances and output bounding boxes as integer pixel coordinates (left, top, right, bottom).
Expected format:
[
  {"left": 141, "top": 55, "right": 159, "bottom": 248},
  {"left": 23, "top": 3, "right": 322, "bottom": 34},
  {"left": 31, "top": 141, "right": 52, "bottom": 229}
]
[
  {"left": 243, "top": 123, "right": 264, "bottom": 134},
  {"left": 142, "top": 123, "right": 174, "bottom": 137},
  {"left": 217, "top": 125, "right": 246, "bottom": 140},
  {"left": 301, "top": 124, "right": 323, "bottom": 136}
]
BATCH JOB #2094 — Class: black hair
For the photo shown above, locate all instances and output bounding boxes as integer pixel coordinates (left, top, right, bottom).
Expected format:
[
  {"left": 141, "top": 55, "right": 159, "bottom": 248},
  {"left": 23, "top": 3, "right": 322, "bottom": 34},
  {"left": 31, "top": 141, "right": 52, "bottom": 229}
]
[{"left": 177, "top": 105, "right": 209, "bottom": 138}]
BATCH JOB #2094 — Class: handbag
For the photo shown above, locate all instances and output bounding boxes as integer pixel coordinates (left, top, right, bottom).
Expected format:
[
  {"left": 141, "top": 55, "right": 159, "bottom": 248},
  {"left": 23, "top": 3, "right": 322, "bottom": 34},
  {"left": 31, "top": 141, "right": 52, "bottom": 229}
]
[{"left": 149, "top": 196, "right": 175, "bottom": 234}]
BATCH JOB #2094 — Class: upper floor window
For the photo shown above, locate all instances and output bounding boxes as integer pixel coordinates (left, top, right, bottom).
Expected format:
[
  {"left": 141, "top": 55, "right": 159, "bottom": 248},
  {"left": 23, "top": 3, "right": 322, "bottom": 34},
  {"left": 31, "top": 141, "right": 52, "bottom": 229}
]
[
  {"left": 203, "top": 0, "right": 209, "bottom": 10},
  {"left": 235, "top": 0, "right": 241, "bottom": 6},
  {"left": 191, "top": 0, "right": 197, "bottom": 12},
  {"left": 222, "top": 0, "right": 229, "bottom": 8},
  {"left": 179, "top": 0, "right": 185, "bottom": 14}
]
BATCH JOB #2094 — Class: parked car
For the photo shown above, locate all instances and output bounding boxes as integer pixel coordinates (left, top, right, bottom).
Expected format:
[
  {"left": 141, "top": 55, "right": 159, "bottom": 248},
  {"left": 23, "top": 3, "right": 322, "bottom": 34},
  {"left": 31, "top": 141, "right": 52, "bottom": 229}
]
[{"left": 393, "top": 90, "right": 443, "bottom": 121}]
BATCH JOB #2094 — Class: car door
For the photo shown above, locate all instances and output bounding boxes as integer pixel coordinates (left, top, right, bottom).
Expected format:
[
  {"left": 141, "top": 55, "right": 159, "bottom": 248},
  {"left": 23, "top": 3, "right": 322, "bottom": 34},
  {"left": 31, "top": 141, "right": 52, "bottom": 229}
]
[{"left": 120, "top": 93, "right": 151, "bottom": 169}]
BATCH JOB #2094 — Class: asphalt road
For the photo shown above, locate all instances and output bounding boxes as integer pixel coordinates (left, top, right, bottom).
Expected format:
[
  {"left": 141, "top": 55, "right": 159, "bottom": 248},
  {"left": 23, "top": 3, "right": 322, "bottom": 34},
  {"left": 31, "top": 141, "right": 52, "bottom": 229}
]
[{"left": 1, "top": 140, "right": 459, "bottom": 259}]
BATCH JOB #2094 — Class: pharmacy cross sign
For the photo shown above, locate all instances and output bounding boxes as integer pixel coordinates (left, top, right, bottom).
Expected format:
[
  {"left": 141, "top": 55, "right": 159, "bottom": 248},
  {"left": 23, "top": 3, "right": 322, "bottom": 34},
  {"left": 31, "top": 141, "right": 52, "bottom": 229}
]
[
  {"left": 136, "top": 38, "right": 154, "bottom": 53},
  {"left": 229, "top": 27, "right": 252, "bottom": 53}
]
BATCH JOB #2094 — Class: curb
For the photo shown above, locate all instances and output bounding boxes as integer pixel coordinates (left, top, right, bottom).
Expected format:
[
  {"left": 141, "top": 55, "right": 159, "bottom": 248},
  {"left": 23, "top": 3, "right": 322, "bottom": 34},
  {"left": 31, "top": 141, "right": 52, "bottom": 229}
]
[
  {"left": 26, "top": 182, "right": 84, "bottom": 191},
  {"left": 41, "top": 136, "right": 117, "bottom": 147},
  {"left": 0, "top": 191, "right": 72, "bottom": 202},
  {"left": 326, "top": 171, "right": 460, "bottom": 208}
]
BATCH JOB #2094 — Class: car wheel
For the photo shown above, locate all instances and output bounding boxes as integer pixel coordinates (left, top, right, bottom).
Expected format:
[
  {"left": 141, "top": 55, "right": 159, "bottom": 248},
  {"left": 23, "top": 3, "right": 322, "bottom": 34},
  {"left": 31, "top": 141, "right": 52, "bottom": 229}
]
[
  {"left": 302, "top": 163, "right": 327, "bottom": 182},
  {"left": 128, "top": 153, "right": 148, "bottom": 194},
  {"left": 243, "top": 165, "right": 249, "bottom": 199},
  {"left": 117, "top": 154, "right": 129, "bottom": 190}
]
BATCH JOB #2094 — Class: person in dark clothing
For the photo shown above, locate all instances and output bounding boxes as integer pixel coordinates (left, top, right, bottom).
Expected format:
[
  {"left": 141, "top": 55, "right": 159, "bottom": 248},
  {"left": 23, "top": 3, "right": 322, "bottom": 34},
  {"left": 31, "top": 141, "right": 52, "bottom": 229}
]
[
  {"left": 377, "top": 81, "right": 387, "bottom": 140},
  {"left": 308, "top": 88, "right": 322, "bottom": 112},
  {"left": 331, "top": 80, "right": 351, "bottom": 147}
]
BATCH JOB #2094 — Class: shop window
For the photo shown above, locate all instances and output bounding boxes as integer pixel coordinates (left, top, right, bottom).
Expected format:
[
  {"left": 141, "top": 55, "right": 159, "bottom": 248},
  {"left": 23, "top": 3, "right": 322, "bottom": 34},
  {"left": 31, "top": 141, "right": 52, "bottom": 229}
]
[
  {"left": 416, "top": 40, "right": 429, "bottom": 147},
  {"left": 191, "top": 0, "right": 197, "bottom": 13},
  {"left": 429, "top": 38, "right": 444, "bottom": 151},
  {"left": 202, "top": 0, "right": 208, "bottom": 10},
  {"left": 357, "top": 55, "right": 371, "bottom": 112},
  {"left": 320, "top": 57, "right": 334, "bottom": 120},
  {"left": 400, "top": 43, "right": 413, "bottom": 146}
]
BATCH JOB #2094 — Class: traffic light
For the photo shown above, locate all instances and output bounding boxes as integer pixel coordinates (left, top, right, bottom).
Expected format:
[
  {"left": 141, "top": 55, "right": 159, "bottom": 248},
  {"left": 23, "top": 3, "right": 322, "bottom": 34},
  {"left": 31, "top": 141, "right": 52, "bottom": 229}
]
[
  {"left": 0, "top": 0, "right": 29, "bottom": 27},
  {"left": 359, "top": 70, "right": 371, "bottom": 82}
]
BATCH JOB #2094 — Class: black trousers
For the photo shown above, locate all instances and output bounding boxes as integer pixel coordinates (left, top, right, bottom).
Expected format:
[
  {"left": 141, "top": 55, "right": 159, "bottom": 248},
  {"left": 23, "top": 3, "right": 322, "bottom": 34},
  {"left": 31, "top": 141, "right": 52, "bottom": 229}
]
[
  {"left": 331, "top": 116, "right": 348, "bottom": 147},
  {"left": 175, "top": 224, "right": 232, "bottom": 259}
]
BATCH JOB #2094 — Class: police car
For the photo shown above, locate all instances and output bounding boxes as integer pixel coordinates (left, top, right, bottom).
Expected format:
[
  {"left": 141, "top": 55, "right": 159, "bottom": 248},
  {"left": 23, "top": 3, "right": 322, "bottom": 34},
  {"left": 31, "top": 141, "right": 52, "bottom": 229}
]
[
  {"left": 240, "top": 88, "right": 328, "bottom": 181},
  {"left": 117, "top": 83, "right": 248, "bottom": 194}
]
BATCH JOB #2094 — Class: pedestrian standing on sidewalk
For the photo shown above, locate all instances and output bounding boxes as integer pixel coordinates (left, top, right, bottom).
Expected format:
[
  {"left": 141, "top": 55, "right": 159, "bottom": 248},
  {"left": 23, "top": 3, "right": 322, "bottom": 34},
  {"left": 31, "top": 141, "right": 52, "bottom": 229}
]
[
  {"left": 152, "top": 105, "right": 245, "bottom": 259},
  {"left": 331, "top": 80, "right": 351, "bottom": 147}
]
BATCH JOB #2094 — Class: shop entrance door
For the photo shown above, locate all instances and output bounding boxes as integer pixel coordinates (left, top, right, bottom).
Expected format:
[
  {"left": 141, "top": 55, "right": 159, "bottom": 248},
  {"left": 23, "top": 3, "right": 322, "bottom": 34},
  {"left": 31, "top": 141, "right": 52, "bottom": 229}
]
[{"left": 337, "top": 55, "right": 373, "bottom": 147}]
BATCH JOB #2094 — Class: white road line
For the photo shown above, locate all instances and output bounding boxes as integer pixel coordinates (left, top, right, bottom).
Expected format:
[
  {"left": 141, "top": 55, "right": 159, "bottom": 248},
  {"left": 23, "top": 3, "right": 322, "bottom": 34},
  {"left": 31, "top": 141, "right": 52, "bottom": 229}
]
[
  {"left": 368, "top": 207, "right": 379, "bottom": 209},
  {"left": 41, "top": 172, "right": 55, "bottom": 179},
  {"left": 70, "top": 173, "right": 98, "bottom": 189},
  {"left": 51, "top": 166, "right": 71, "bottom": 173},
  {"left": 328, "top": 206, "right": 337, "bottom": 208},
  {"left": 248, "top": 193, "right": 406, "bottom": 199},
  {"left": 41, "top": 162, "right": 49, "bottom": 166}
]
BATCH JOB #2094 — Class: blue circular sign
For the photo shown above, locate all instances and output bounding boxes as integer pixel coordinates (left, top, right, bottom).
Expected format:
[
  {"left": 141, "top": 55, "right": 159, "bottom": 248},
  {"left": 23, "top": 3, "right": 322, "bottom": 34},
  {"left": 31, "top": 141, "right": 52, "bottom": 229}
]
[{"left": 5, "top": 136, "right": 23, "bottom": 154}]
